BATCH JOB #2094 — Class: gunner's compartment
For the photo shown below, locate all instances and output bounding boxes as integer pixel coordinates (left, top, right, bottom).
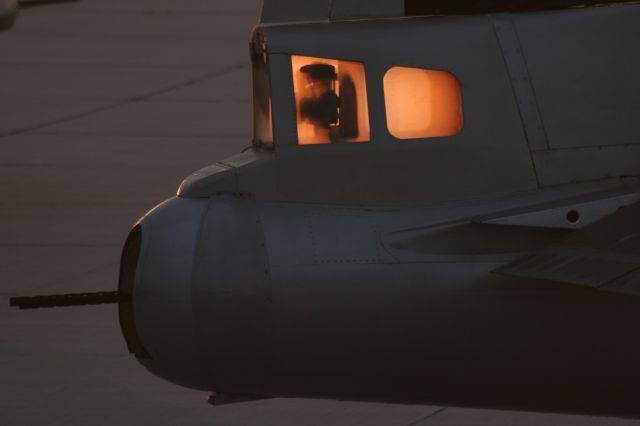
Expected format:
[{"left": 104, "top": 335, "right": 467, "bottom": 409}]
[{"left": 291, "top": 55, "right": 370, "bottom": 145}]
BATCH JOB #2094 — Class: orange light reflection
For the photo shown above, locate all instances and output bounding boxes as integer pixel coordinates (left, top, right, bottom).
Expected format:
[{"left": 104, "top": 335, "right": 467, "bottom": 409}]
[
  {"left": 384, "top": 67, "right": 463, "bottom": 140},
  {"left": 292, "top": 55, "right": 370, "bottom": 145}
]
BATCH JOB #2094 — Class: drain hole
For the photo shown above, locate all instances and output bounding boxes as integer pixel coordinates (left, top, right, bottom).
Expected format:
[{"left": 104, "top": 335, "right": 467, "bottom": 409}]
[{"left": 566, "top": 210, "right": 580, "bottom": 224}]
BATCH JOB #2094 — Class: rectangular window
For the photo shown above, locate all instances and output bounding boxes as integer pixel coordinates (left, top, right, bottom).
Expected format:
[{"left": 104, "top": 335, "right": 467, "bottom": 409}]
[
  {"left": 292, "top": 55, "right": 370, "bottom": 145},
  {"left": 383, "top": 67, "right": 463, "bottom": 140}
]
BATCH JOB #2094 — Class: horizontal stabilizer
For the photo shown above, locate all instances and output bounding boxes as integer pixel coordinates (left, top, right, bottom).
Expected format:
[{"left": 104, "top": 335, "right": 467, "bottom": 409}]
[{"left": 494, "top": 202, "right": 640, "bottom": 296}]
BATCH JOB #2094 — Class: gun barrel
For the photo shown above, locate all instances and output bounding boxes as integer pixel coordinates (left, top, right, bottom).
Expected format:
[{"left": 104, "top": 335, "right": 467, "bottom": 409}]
[{"left": 9, "top": 291, "right": 129, "bottom": 309}]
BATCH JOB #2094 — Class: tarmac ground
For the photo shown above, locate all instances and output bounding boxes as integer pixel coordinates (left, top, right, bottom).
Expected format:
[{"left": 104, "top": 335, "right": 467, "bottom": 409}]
[{"left": 1, "top": 1, "right": 639, "bottom": 425}]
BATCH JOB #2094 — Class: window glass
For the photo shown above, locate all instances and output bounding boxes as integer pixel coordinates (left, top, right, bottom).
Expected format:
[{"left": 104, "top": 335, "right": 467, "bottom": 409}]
[
  {"left": 383, "top": 67, "right": 463, "bottom": 140},
  {"left": 292, "top": 55, "right": 370, "bottom": 145},
  {"left": 251, "top": 31, "right": 273, "bottom": 149}
]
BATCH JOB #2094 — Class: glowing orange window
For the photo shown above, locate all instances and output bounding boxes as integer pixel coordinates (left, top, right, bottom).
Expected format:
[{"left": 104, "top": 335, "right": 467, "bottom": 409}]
[
  {"left": 383, "top": 67, "right": 463, "bottom": 140},
  {"left": 292, "top": 55, "right": 370, "bottom": 145}
]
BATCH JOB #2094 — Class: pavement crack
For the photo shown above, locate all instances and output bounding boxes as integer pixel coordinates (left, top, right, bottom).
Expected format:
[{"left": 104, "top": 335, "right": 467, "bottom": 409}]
[
  {"left": 0, "top": 62, "right": 249, "bottom": 139},
  {"left": 406, "top": 407, "right": 447, "bottom": 426}
]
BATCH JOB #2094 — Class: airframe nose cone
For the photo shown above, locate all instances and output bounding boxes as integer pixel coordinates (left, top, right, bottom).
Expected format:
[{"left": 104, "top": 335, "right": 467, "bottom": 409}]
[{"left": 118, "top": 197, "right": 210, "bottom": 390}]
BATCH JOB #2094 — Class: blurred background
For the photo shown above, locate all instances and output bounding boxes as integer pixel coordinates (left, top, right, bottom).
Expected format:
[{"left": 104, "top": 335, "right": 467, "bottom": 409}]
[{"left": 1, "top": 1, "right": 639, "bottom": 424}]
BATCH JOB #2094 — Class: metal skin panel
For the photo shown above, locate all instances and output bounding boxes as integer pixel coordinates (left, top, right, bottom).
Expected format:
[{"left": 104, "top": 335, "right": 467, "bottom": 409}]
[
  {"left": 258, "top": 203, "right": 396, "bottom": 266},
  {"left": 261, "top": 0, "right": 331, "bottom": 23},
  {"left": 260, "top": 0, "right": 404, "bottom": 23},
  {"left": 185, "top": 7, "right": 640, "bottom": 201},
  {"left": 132, "top": 180, "right": 640, "bottom": 415},
  {"left": 264, "top": 263, "right": 640, "bottom": 416},
  {"left": 234, "top": 151, "right": 278, "bottom": 199},
  {"left": 132, "top": 197, "right": 210, "bottom": 390},
  {"left": 264, "top": 16, "right": 537, "bottom": 204},
  {"left": 491, "top": 15, "right": 549, "bottom": 153},
  {"left": 255, "top": 201, "right": 640, "bottom": 417},
  {"left": 533, "top": 145, "right": 640, "bottom": 186},
  {"left": 193, "top": 195, "right": 271, "bottom": 395},
  {"left": 178, "top": 151, "right": 277, "bottom": 199},
  {"left": 257, "top": 179, "right": 640, "bottom": 264},
  {"left": 513, "top": 4, "right": 640, "bottom": 150},
  {"left": 268, "top": 54, "right": 297, "bottom": 149},
  {"left": 274, "top": 143, "right": 384, "bottom": 204},
  {"left": 178, "top": 162, "right": 236, "bottom": 197},
  {"left": 330, "top": 0, "right": 404, "bottom": 20}
]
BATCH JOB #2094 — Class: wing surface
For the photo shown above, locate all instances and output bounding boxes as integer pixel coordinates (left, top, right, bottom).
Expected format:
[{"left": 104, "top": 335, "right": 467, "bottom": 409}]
[{"left": 495, "top": 202, "right": 640, "bottom": 296}]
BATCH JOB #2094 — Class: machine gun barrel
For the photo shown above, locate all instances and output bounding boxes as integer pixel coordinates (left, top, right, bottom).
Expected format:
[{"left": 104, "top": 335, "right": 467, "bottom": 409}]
[{"left": 9, "top": 291, "right": 128, "bottom": 309}]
